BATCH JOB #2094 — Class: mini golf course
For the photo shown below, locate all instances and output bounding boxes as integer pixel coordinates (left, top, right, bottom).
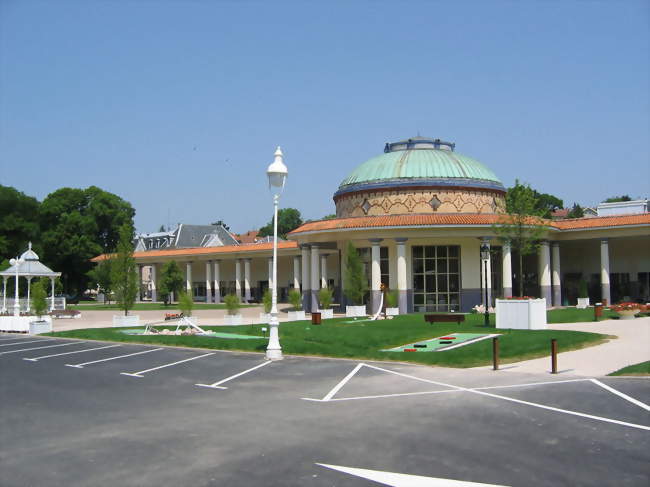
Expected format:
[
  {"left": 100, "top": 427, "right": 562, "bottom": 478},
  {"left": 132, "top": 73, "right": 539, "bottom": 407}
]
[
  {"left": 382, "top": 333, "right": 499, "bottom": 352},
  {"left": 119, "top": 329, "right": 265, "bottom": 340}
]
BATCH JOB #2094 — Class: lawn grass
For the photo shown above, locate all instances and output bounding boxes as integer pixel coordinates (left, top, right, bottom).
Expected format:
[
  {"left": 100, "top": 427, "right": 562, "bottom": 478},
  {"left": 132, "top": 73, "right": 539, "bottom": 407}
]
[
  {"left": 546, "top": 307, "right": 618, "bottom": 323},
  {"left": 607, "top": 361, "right": 650, "bottom": 376},
  {"left": 68, "top": 303, "right": 253, "bottom": 311},
  {"left": 46, "top": 312, "right": 607, "bottom": 368}
]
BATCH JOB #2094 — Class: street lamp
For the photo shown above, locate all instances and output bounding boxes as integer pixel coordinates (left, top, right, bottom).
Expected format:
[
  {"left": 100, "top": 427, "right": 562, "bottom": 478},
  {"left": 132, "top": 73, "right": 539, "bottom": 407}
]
[
  {"left": 265, "top": 146, "right": 288, "bottom": 361},
  {"left": 9, "top": 256, "right": 24, "bottom": 317},
  {"left": 480, "top": 242, "right": 490, "bottom": 327}
]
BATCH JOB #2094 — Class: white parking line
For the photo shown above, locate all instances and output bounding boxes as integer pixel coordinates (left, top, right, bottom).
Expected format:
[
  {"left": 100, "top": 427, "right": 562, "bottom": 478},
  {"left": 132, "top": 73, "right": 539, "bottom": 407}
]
[
  {"left": 65, "top": 348, "right": 164, "bottom": 368},
  {"left": 196, "top": 360, "right": 271, "bottom": 389},
  {"left": 121, "top": 352, "right": 215, "bottom": 378},
  {"left": 0, "top": 336, "right": 31, "bottom": 341},
  {"left": 0, "top": 342, "right": 81, "bottom": 356},
  {"left": 23, "top": 344, "right": 121, "bottom": 361},
  {"left": 0, "top": 339, "right": 56, "bottom": 348},
  {"left": 590, "top": 379, "right": 650, "bottom": 411}
]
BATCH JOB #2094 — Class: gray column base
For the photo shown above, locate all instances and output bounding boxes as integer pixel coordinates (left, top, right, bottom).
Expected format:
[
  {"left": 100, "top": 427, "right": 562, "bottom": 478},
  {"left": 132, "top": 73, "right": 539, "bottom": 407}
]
[
  {"left": 503, "top": 287, "right": 512, "bottom": 299},
  {"left": 151, "top": 290, "right": 157, "bottom": 302},
  {"left": 460, "top": 288, "right": 482, "bottom": 313},
  {"left": 244, "top": 290, "right": 251, "bottom": 303},
  {"left": 214, "top": 293, "right": 221, "bottom": 304},
  {"left": 540, "top": 285, "right": 552, "bottom": 307},
  {"left": 601, "top": 283, "right": 611, "bottom": 305},
  {"left": 552, "top": 288, "right": 561, "bottom": 307},
  {"left": 310, "top": 290, "right": 319, "bottom": 313},
  {"left": 302, "top": 290, "right": 311, "bottom": 313},
  {"left": 398, "top": 290, "right": 408, "bottom": 315},
  {"left": 370, "top": 290, "right": 382, "bottom": 315}
]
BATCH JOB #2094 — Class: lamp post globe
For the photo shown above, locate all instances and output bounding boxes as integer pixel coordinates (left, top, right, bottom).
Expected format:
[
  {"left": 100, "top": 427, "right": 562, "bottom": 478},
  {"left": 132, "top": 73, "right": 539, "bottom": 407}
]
[
  {"left": 265, "top": 146, "right": 287, "bottom": 361},
  {"left": 480, "top": 243, "right": 490, "bottom": 327}
]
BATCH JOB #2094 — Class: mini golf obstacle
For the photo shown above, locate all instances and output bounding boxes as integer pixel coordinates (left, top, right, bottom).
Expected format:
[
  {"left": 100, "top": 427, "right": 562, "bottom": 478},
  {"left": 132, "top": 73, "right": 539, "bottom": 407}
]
[
  {"left": 120, "top": 316, "right": 264, "bottom": 340},
  {"left": 381, "top": 333, "right": 500, "bottom": 353}
]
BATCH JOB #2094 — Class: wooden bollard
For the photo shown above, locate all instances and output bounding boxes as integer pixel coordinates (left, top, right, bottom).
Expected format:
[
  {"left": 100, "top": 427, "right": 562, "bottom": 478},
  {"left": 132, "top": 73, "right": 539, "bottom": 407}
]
[
  {"left": 492, "top": 337, "right": 499, "bottom": 371},
  {"left": 551, "top": 338, "right": 558, "bottom": 374}
]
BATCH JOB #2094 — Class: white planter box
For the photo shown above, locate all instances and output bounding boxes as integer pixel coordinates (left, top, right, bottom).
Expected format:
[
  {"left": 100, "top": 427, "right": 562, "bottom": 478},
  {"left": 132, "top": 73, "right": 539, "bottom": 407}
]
[
  {"left": 224, "top": 314, "right": 243, "bottom": 325},
  {"left": 0, "top": 316, "right": 53, "bottom": 333},
  {"left": 113, "top": 315, "right": 140, "bottom": 327},
  {"left": 287, "top": 310, "right": 306, "bottom": 321},
  {"left": 576, "top": 297, "right": 590, "bottom": 309},
  {"left": 318, "top": 309, "right": 334, "bottom": 319},
  {"left": 259, "top": 313, "right": 272, "bottom": 324},
  {"left": 30, "top": 319, "right": 52, "bottom": 334},
  {"left": 385, "top": 307, "right": 400, "bottom": 316},
  {"left": 496, "top": 299, "right": 547, "bottom": 330},
  {"left": 346, "top": 305, "right": 367, "bottom": 317}
]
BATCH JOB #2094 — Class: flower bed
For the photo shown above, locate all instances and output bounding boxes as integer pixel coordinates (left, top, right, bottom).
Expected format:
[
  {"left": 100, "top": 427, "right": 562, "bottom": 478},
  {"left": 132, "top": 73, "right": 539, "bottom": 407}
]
[{"left": 610, "top": 302, "right": 645, "bottom": 320}]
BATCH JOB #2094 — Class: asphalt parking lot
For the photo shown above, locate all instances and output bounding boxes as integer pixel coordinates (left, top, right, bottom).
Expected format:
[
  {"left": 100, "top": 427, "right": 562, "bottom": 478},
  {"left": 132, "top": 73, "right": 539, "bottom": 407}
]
[{"left": 1, "top": 333, "right": 648, "bottom": 487}]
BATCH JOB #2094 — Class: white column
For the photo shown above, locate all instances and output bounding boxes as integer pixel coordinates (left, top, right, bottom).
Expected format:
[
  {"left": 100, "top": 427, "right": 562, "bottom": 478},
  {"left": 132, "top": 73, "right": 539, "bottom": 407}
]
[
  {"left": 502, "top": 242, "right": 513, "bottom": 299},
  {"left": 13, "top": 274, "right": 20, "bottom": 316},
  {"left": 395, "top": 238, "right": 408, "bottom": 314},
  {"left": 601, "top": 239, "right": 611, "bottom": 304},
  {"left": 301, "top": 245, "right": 311, "bottom": 311},
  {"left": 150, "top": 264, "right": 158, "bottom": 302},
  {"left": 26, "top": 277, "right": 32, "bottom": 313},
  {"left": 551, "top": 243, "right": 561, "bottom": 307},
  {"left": 205, "top": 261, "right": 212, "bottom": 304},
  {"left": 268, "top": 257, "right": 274, "bottom": 291},
  {"left": 235, "top": 259, "right": 242, "bottom": 300},
  {"left": 292, "top": 256, "right": 300, "bottom": 289},
  {"left": 310, "top": 245, "right": 320, "bottom": 312},
  {"left": 244, "top": 258, "right": 251, "bottom": 302},
  {"left": 2, "top": 277, "right": 7, "bottom": 313},
  {"left": 213, "top": 260, "right": 221, "bottom": 303},
  {"left": 137, "top": 265, "right": 143, "bottom": 302},
  {"left": 320, "top": 254, "right": 328, "bottom": 289},
  {"left": 370, "top": 238, "right": 382, "bottom": 314},
  {"left": 538, "top": 241, "right": 551, "bottom": 307},
  {"left": 50, "top": 277, "right": 55, "bottom": 311},
  {"left": 185, "top": 262, "right": 193, "bottom": 300}
]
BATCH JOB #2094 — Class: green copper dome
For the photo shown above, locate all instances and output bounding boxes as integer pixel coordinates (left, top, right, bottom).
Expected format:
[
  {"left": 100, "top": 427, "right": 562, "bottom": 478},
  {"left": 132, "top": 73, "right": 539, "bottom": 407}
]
[{"left": 335, "top": 137, "right": 504, "bottom": 197}]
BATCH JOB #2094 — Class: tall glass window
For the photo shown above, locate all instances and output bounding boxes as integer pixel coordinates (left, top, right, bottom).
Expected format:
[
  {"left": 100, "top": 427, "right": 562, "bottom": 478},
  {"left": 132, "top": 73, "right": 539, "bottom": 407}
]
[{"left": 412, "top": 245, "right": 461, "bottom": 312}]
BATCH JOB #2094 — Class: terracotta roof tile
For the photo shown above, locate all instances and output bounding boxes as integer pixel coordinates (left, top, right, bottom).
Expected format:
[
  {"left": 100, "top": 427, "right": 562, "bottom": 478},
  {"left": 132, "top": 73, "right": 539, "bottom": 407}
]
[
  {"left": 91, "top": 241, "right": 299, "bottom": 262},
  {"left": 553, "top": 213, "right": 650, "bottom": 230}
]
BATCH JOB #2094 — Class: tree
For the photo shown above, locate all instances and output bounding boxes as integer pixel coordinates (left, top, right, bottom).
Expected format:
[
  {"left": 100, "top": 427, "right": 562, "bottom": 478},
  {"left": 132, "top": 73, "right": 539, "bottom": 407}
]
[
  {"left": 494, "top": 180, "right": 547, "bottom": 297},
  {"left": 88, "top": 258, "right": 113, "bottom": 303},
  {"left": 604, "top": 195, "right": 632, "bottom": 203},
  {"left": 0, "top": 185, "right": 40, "bottom": 258},
  {"left": 158, "top": 260, "right": 184, "bottom": 305},
  {"left": 31, "top": 279, "right": 48, "bottom": 319},
  {"left": 531, "top": 190, "right": 563, "bottom": 218},
  {"left": 39, "top": 186, "right": 135, "bottom": 294},
  {"left": 321, "top": 214, "right": 337, "bottom": 220},
  {"left": 110, "top": 224, "right": 139, "bottom": 316},
  {"left": 258, "top": 208, "right": 303, "bottom": 239},
  {"left": 343, "top": 242, "right": 367, "bottom": 305},
  {"left": 211, "top": 220, "right": 230, "bottom": 231},
  {"left": 178, "top": 291, "right": 194, "bottom": 317},
  {"left": 567, "top": 203, "right": 584, "bottom": 219}
]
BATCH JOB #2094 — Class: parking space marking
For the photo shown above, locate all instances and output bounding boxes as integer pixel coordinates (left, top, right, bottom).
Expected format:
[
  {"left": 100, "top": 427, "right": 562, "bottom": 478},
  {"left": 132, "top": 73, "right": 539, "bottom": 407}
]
[
  {"left": 0, "top": 336, "right": 33, "bottom": 342},
  {"left": 304, "top": 363, "right": 650, "bottom": 431},
  {"left": 23, "top": 344, "right": 121, "bottom": 361},
  {"left": 196, "top": 360, "right": 271, "bottom": 389},
  {"left": 0, "top": 342, "right": 82, "bottom": 356},
  {"left": 121, "top": 352, "right": 216, "bottom": 378},
  {"left": 590, "top": 378, "right": 650, "bottom": 411},
  {"left": 65, "top": 347, "right": 164, "bottom": 368},
  {"left": 0, "top": 339, "right": 56, "bottom": 348}
]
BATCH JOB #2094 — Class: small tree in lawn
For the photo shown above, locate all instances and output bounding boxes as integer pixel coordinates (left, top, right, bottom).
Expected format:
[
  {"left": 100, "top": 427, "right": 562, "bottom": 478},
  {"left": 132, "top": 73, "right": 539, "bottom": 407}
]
[
  {"left": 493, "top": 180, "right": 546, "bottom": 297},
  {"left": 110, "top": 224, "right": 139, "bottom": 316},
  {"left": 343, "top": 242, "right": 367, "bottom": 306},
  {"left": 31, "top": 279, "right": 48, "bottom": 320},
  {"left": 288, "top": 289, "right": 302, "bottom": 311},
  {"left": 88, "top": 258, "right": 113, "bottom": 303},
  {"left": 262, "top": 289, "right": 272, "bottom": 314},
  {"left": 319, "top": 287, "right": 333, "bottom": 310},
  {"left": 224, "top": 294, "right": 240, "bottom": 316},
  {"left": 178, "top": 291, "right": 194, "bottom": 317},
  {"left": 159, "top": 260, "right": 184, "bottom": 305}
]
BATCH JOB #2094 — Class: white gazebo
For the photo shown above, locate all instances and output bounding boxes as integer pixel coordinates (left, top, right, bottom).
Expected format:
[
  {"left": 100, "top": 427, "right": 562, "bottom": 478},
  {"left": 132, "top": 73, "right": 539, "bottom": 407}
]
[{"left": 1, "top": 243, "right": 61, "bottom": 316}]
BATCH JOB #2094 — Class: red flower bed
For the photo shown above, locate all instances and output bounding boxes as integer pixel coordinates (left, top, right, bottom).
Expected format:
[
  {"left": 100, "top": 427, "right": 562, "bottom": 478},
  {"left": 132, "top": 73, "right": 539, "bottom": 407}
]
[{"left": 610, "top": 302, "right": 646, "bottom": 312}]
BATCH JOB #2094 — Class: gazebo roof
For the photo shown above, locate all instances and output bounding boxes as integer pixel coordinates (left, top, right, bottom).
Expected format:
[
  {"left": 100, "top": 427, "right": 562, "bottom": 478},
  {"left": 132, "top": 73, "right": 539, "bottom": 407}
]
[{"left": 0, "top": 243, "right": 61, "bottom": 278}]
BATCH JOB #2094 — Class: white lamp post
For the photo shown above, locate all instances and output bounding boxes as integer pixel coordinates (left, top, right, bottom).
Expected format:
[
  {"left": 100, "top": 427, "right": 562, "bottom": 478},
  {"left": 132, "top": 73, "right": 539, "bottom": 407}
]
[
  {"left": 9, "top": 256, "right": 24, "bottom": 317},
  {"left": 265, "top": 146, "right": 288, "bottom": 361}
]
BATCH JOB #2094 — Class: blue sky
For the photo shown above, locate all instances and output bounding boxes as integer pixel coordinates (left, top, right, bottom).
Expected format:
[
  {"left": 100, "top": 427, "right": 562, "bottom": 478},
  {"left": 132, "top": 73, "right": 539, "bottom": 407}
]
[{"left": 1, "top": 0, "right": 648, "bottom": 234}]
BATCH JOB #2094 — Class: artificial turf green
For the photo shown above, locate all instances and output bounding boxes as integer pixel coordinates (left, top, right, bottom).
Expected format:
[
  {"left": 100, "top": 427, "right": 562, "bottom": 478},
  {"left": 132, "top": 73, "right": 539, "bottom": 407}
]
[
  {"left": 46, "top": 312, "right": 607, "bottom": 368},
  {"left": 607, "top": 361, "right": 650, "bottom": 376}
]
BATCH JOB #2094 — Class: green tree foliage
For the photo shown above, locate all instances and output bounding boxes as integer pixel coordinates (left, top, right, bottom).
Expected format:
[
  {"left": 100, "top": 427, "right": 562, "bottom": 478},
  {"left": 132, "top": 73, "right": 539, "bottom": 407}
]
[
  {"left": 87, "top": 258, "right": 113, "bottom": 303},
  {"left": 31, "top": 279, "right": 49, "bottom": 318},
  {"left": 224, "top": 294, "right": 240, "bottom": 316},
  {"left": 343, "top": 242, "right": 367, "bottom": 305},
  {"left": 288, "top": 289, "right": 302, "bottom": 311},
  {"left": 494, "top": 180, "right": 547, "bottom": 297},
  {"left": 262, "top": 289, "right": 272, "bottom": 314},
  {"left": 258, "top": 208, "right": 303, "bottom": 239},
  {"left": 321, "top": 214, "right": 337, "bottom": 220},
  {"left": 318, "top": 287, "right": 333, "bottom": 309},
  {"left": 158, "top": 260, "right": 184, "bottom": 305},
  {"left": 178, "top": 291, "right": 194, "bottom": 317},
  {"left": 110, "top": 225, "right": 139, "bottom": 316},
  {"left": 604, "top": 195, "right": 632, "bottom": 203},
  {"left": 0, "top": 185, "right": 40, "bottom": 258},
  {"left": 39, "top": 186, "right": 135, "bottom": 294},
  {"left": 567, "top": 203, "right": 584, "bottom": 219},
  {"left": 531, "top": 190, "right": 563, "bottom": 218}
]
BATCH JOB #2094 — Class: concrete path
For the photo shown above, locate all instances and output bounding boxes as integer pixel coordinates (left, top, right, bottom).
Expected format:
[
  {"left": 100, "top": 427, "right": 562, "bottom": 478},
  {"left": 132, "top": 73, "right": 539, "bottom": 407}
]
[{"left": 473, "top": 316, "right": 650, "bottom": 377}]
